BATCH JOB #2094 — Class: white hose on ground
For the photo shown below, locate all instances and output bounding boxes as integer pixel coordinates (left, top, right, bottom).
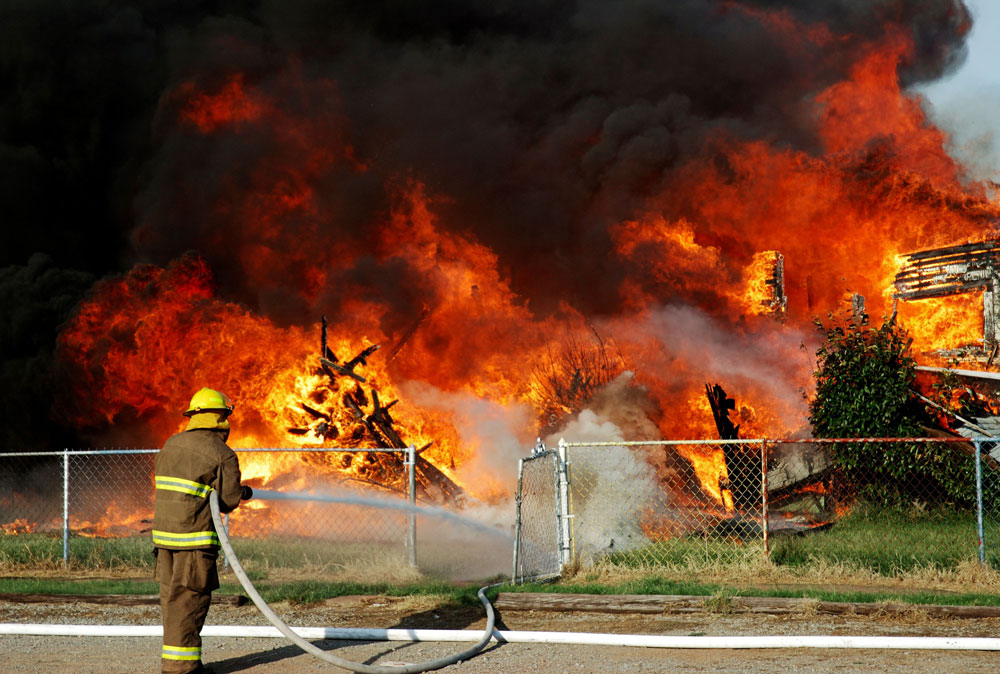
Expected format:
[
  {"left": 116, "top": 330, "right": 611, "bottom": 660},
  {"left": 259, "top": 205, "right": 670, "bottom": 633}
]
[
  {"left": 3, "top": 623, "right": 1000, "bottom": 651},
  {"left": 209, "top": 489, "right": 496, "bottom": 673}
]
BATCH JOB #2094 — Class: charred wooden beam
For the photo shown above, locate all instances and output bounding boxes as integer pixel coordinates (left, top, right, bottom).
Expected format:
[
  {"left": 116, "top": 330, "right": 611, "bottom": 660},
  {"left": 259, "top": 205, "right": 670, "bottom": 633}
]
[
  {"left": 705, "top": 383, "right": 761, "bottom": 514},
  {"left": 301, "top": 403, "right": 331, "bottom": 421},
  {"left": 389, "top": 307, "right": 431, "bottom": 361},
  {"left": 705, "top": 383, "right": 739, "bottom": 440},
  {"left": 288, "top": 317, "right": 467, "bottom": 505},
  {"left": 345, "top": 344, "right": 380, "bottom": 370},
  {"left": 894, "top": 280, "right": 993, "bottom": 301},
  {"left": 414, "top": 455, "right": 464, "bottom": 503},
  {"left": 761, "top": 251, "right": 787, "bottom": 318},
  {"left": 321, "top": 356, "right": 367, "bottom": 383},
  {"left": 893, "top": 241, "right": 1000, "bottom": 299},
  {"left": 903, "top": 239, "right": 1000, "bottom": 262},
  {"left": 319, "top": 360, "right": 339, "bottom": 381},
  {"left": 315, "top": 421, "right": 338, "bottom": 439},
  {"left": 342, "top": 392, "right": 367, "bottom": 422},
  {"left": 367, "top": 389, "right": 407, "bottom": 449}
]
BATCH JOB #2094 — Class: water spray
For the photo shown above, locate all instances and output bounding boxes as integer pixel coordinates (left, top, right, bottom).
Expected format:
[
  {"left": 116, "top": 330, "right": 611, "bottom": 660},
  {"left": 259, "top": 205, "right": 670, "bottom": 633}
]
[
  {"left": 252, "top": 488, "right": 512, "bottom": 538},
  {"left": 210, "top": 489, "right": 498, "bottom": 673}
]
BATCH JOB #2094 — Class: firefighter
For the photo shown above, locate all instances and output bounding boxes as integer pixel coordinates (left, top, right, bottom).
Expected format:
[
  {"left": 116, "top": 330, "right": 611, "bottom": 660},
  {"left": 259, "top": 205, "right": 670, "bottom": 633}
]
[{"left": 152, "top": 388, "right": 252, "bottom": 674}]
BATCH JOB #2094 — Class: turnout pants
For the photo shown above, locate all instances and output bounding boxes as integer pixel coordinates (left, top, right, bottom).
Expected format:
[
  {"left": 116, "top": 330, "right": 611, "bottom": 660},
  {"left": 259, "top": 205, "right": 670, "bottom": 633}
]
[{"left": 155, "top": 548, "right": 220, "bottom": 673}]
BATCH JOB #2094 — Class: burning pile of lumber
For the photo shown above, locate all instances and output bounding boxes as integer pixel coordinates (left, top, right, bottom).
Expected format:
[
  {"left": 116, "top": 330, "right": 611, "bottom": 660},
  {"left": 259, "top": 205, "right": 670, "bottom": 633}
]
[{"left": 287, "top": 317, "right": 464, "bottom": 504}]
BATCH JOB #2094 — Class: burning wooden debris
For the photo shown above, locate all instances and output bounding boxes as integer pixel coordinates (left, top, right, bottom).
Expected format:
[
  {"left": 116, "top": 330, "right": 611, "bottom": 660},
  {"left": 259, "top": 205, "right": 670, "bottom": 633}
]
[
  {"left": 758, "top": 251, "right": 787, "bottom": 319},
  {"left": 705, "top": 383, "right": 833, "bottom": 536},
  {"left": 705, "top": 383, "right": 762, "bottom": 514},
  {"left": 287, "top": 316, "right": 465, "bottom": 505},
  {"left": 894, "top": 240, "right": 1000, "bottom": 361}
]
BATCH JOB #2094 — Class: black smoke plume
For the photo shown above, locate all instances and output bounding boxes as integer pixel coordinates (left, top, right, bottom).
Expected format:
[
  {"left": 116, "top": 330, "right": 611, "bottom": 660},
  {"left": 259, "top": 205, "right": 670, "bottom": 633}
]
[{"left": 0, "top": 0, "right": 973, "bottom": 447}]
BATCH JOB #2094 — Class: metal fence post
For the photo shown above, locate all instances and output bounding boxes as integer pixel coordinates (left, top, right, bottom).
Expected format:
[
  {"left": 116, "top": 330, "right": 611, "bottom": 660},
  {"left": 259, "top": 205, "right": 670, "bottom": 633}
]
[
  {"left": 557, "top": 439, "right": 572, "bottom": 569},
  {"left": 761, "top": 439, "right": 769, "bottom": 558},
  {"left": 512, "top": 457, "right": 525, "bottom": 583},
  {"left": 407, "top": 445, "right": 417, "bottom": 568},
  {"left": 62, "top": 448, "right": 69, "bottom": 567},
  {"left": 975, "top": 440, "right": 985, "bottom": 566}
]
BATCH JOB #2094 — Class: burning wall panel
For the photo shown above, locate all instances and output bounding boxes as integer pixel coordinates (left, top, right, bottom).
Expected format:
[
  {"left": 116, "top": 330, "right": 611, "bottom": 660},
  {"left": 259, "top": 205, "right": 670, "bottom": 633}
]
[{"left": 894, "top": 240, "right": 1000, "bottom": 361}]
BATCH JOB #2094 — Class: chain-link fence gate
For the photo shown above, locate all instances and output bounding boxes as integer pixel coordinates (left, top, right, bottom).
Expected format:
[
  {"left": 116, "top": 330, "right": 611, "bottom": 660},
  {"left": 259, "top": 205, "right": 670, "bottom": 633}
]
[
  {"left": 512, "top": 447, "right": 563, "bottom": 582},
  {"left": 561, "top": 439, "right": 768, "bottom": 567}
]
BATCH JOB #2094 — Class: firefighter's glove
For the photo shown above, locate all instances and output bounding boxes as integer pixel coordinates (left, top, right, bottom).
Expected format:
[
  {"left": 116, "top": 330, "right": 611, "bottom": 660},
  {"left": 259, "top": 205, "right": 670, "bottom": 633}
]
[{"left": 241, "top": 485, "right": 254, "bottom": 501}]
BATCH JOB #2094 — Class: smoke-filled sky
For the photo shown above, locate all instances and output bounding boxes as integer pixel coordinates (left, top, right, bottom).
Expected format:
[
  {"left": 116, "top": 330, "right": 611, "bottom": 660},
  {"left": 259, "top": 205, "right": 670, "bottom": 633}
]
[
  {"left": 921, "top": 0, "right": 1000, "bottom": 182},
  {"left": 0, "top": 0, "right": 990, "bottom": 449}
]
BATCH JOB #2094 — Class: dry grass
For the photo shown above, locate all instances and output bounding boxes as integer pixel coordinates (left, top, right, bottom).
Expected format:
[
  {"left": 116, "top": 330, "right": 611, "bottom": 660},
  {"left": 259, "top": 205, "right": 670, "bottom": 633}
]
[
  {"left": 252, "top": 559, "right": 424, "bottom": 585},
  {"left": 0, "top": 560, "right": 150, "bottom": 579},
  {"left": 565, "top": 555, "right": 1000, "bottom": 596},
  {"left": 792, "top": 598, "right": 821, "bottom": 616}
]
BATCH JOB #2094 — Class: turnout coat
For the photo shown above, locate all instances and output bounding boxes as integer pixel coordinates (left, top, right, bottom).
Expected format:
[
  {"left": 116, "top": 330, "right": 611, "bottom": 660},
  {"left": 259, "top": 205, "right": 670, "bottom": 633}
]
[{"left": 152, "top": 428, "right": 243, "bottom": 550}]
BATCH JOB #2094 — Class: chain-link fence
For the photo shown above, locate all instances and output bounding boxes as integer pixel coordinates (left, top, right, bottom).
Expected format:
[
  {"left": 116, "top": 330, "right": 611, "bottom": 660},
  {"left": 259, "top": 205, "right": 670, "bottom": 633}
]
[
  {"left": 514, "top": 437, "right": 1000, "bottom": 578},
  {"left": 0, "top": 448, "right": 438, "bottom": 579},
  {"left": 8, "top": 438, "right": 1000, "bottom": 583},
  {"left": 512, "top": 449, "right": 562, "bottom": 582},
  {"left": 564, "top": 439, "right": 767, "bottom": 567}
]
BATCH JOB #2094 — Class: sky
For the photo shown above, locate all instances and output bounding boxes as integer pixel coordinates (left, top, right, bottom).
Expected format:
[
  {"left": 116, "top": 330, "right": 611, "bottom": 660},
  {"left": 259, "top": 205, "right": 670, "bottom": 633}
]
[{"left": 920, "top": 0, "right": 1000, "bottom": 183}]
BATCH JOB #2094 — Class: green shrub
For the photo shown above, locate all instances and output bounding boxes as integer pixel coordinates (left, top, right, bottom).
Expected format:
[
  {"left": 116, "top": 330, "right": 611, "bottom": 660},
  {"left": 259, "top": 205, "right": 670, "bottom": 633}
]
[{"left": 809, "top": 316, "right": 976, "bottom": 505}]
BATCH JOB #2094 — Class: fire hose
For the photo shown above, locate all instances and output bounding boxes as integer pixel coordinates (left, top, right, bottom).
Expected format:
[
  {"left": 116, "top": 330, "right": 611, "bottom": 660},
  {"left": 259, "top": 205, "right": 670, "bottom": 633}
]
[{"left": 209, "top": 489, "right": 497, "bottom": 673}]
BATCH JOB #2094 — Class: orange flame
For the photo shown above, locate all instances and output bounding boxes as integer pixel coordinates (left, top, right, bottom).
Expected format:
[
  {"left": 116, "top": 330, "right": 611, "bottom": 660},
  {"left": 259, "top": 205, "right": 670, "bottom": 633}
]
[
  {"left": 53, "top": 21, "right": 1000, "bottom": 522},
  {"left": 1, "top": 518, "right": 35, "bottom": 535}
]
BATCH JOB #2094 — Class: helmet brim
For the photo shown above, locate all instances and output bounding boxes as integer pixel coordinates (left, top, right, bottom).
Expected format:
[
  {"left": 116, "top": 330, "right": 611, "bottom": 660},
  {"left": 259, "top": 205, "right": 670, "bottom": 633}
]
[{"left": 182, "top": 408, "right": 233, "bottom": 418}]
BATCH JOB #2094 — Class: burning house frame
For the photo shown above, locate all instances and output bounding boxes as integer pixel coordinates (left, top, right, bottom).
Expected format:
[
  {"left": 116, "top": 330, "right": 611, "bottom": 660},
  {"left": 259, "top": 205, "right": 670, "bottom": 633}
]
[{"left": 894, "top": 240, "right": 1000, "bottom": 363}]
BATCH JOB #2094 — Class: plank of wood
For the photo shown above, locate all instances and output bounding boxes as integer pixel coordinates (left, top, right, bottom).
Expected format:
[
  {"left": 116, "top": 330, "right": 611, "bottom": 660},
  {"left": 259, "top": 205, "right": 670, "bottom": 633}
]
[
  {"left": 0, "top": 593, "right": 246, "bottom": 606},
  {"left": 494, "top": 593, "right": 1000, "bottom": 619}
]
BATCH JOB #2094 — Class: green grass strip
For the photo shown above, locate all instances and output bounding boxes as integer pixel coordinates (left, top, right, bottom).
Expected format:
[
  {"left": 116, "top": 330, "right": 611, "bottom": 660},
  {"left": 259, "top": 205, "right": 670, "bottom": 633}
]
[
  {"left": 2, "top": 575, "right": 998, "bottom": 608},
  {"left": 0, "top": 577, "right": 493, "bottom": 605}
]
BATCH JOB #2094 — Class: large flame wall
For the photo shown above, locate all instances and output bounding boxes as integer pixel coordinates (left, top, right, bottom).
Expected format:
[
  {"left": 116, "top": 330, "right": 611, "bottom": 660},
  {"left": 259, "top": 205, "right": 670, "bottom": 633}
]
[{"left": 31, "top": 2, "right": 1000, "bottom": 501}]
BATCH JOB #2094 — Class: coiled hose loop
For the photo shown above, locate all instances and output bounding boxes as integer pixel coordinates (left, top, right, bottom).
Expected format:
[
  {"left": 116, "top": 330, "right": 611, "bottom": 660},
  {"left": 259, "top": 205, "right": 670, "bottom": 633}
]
[{"left": 210, "top": 490, "right": 496, "bottom": 673}]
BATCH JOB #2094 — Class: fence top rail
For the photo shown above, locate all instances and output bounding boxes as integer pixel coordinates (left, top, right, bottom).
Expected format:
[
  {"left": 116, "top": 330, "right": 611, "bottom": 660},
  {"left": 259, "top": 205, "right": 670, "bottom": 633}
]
[
  {"left": 557, "top": 437, "right": 992, "bottom": 448},
  {"left": 235, "top": 447, "right": 413, "bottom": 454},
  {"left": 0, "top": 446, "right": 415, "bottom": 458},
  {"left": 0, "top": 449, "right": 160, "bottom": 458},
  {"left": 5, "top": 439, "right": 992, "bottom": 459}
]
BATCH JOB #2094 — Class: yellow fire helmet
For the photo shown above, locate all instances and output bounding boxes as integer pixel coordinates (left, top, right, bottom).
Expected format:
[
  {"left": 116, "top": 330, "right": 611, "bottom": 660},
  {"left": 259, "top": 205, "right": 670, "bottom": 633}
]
[{"left": 183, "top": 388, "right": 234, "bottom": 418}]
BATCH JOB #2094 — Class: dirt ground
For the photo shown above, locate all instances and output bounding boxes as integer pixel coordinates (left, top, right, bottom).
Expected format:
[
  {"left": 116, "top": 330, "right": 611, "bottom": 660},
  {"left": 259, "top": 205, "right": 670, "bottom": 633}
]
[{"left": 3, "top": 594, "right": 1000, "bottom": 673}]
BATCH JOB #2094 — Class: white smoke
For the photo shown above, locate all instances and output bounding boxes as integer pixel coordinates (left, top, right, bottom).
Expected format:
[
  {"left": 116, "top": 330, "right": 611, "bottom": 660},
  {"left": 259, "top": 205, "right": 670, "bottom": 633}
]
[
  {"left": 922, "top": 89, "right": 1000, "bottom": 186},
  {"left": 605, "top": 303, "right": 814, "bottom": 435},
  {"left": 545, "top": 405, "right": 663, "bottom": 562},
  {"left": 400, "top": 380, "right": 536, "bottom": 500}
]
